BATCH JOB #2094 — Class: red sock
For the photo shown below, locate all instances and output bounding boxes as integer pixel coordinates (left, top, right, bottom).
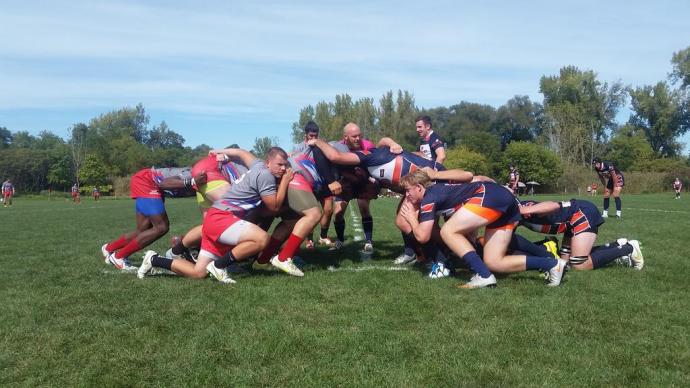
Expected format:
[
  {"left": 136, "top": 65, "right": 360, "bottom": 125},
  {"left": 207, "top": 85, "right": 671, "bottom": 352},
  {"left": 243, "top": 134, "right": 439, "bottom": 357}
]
[
  {"left": 106, "top": 235, "right": 131, "bottom": 252},
  {"left": 278, "top": 234, "right": 303, "bottom": 261},
  {"left": 257, "top": 237, "right": 282, "bottom": 264},
  {"left": 115, "top": 238, "right": 143, "bottom": 259}
]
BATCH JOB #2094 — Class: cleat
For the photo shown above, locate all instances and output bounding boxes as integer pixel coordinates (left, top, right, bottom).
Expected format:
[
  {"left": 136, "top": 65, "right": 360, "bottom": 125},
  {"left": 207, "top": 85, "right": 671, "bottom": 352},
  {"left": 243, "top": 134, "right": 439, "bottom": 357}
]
[
  {"left": 269, "top": 255, "right": 304, "bottom": 277},
  {"left": 122, "top": 258, "right": 138, "bottom": 272},
  {"left": 101, "top": 244, "right": 111, "bottom": 264},
  {"left": 628, "top": 240, "right": 644, "bottom": 270},
  {"left": 393, "top": 253, "right": 417, "bottom": 265},
  {"left": 602, "top": 211, "right": 608, "bottom": 218},
  {"left": 546, "top": 258, "right": 568, "bottom": 287},
  {"left": 318, "top": 237, "right": 335, "bottom": 247},
  {"left": 138, "top": 250, "right": 156, "bottom": 279},
  {"left": 428, "top": 260, "right": 451, "bottom": 279},
  {"left": 330, "top": 240, "right": 344, "bottom": 251},
  {"left": 543, "top": 240, "right": 559, "bottom": 259},
  {"left": 362, "top": 241, "right": 374, "bottom": 254},
  {"left": 305, "top": 239, "right": 315, "bottom": 250},
  {"left": 616, "top": 211, "right": 622, "bottom": 218},
  {"left": 614, "top": 255, "right": 633, "bottom": 268},
  {"left": 459, "top": 273, "right": 497, "bottom": 289},
  {"left": 165, "top": 248, "right": 181, "bottom": 260},
  {"left": 107, "top": 253, "right": 126, "bottom": 270},
  {"left": 206, "top": 262, "right": 236, "bottom": 284},
  {"left": 616, "top": 238, "right": 628, "bottom": 247}
]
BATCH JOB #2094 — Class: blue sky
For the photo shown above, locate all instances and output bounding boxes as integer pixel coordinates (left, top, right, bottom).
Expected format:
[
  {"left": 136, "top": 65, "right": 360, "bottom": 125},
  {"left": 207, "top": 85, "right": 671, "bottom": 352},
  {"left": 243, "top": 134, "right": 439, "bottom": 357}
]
[{"left": 1, "top": 0, "right": 689, "bottom": 151}]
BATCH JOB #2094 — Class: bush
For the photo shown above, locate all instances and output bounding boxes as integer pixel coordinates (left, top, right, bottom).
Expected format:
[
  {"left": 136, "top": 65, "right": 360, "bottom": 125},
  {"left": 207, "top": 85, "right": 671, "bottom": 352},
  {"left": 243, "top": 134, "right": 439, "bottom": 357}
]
[
  {"left": 443, "top": 146, "right": 492, "bottom": 176},
  {"left": 502, "top": 142, "right": 562, "bottom": 186},
  {"left": 112, "top": 176, "right": 131, "bottom": 197}
]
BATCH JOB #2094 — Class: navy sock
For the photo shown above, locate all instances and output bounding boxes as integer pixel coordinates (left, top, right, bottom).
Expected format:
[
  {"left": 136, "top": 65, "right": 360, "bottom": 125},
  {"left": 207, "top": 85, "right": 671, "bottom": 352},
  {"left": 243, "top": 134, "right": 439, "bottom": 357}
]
[
  {"left": 320, "top": 226, "right": 329, "bottom": 239},
  {"left": 510, "top": 234, "right": 550, "bottom": 257},
  {"left": 461, "top": 251, "right": 492, "bottom": 278},
  {"left": 402, "top": 232, "right": 416, "bottom": 256},
  {"left": 334, "top": 219, "right": 346, "bottom": 242},
  {"left": 421, "top": 242, "right": 447, "bottom": 264},
  {"left": 614, "top": 197, "right": 621, "bottom": 212},
  {"left": 214, "top": 252, "right": 236, "bottom": 269},
  {"left": 525, "top": 256, "right": 557, "bottom": 271},
  {"left": 603, "top": 197, "right": 610, "bottom": 210},
  {"left": 152, "top": 255, "right": 173, "bottom": 270},
  {"left": 362, "top": 216, "right": 373, "bottom": 242},
  {"left": 591, "top": 244, "right": 633, "bottom": 269}
]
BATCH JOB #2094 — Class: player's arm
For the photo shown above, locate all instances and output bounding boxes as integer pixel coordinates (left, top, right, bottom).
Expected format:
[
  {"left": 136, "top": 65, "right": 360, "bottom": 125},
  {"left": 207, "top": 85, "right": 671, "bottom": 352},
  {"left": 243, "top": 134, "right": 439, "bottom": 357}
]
[
  {"left": 377, "top": 137, "right": 403, "bottom": 154},
  {"left": 421, "top": 167, "right": 473, "bottom": 183},
  {"left": 261, "top": 168, "right": 293, "bottom": 212},
  {"left": 400, "top": 202, "right": 434, "bottom": 243},
  {"left": 519, "top": 201, "right": 561, "bottom": 216},
  {"left": 434, "top": 147, "right": 446, "bottom": 164},
  {"left": 209, "top": 148, "right": 258, "bottom": 168},
  {"left": 307, "top": 139, "right": 360, "bottom": 165}
]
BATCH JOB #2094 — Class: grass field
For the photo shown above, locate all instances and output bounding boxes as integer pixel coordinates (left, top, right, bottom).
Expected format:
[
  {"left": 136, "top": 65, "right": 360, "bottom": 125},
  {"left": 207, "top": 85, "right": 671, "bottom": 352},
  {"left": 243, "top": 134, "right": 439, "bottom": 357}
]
[{"left": 1, "top": 194, "right": 689, "bottom": 386}]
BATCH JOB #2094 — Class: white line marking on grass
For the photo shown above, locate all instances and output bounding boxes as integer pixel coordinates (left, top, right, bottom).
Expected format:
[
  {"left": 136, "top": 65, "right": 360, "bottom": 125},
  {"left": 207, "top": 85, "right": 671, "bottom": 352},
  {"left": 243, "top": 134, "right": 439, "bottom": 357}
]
[
  {"left": 349, "top": 204, "right": 365, "bottom": 242},
  {"left": 326, "top": 265, "right": 409, "bottom": 272},
  {"left": 626, "top": 207, "right": 690, "bottom": 214}
]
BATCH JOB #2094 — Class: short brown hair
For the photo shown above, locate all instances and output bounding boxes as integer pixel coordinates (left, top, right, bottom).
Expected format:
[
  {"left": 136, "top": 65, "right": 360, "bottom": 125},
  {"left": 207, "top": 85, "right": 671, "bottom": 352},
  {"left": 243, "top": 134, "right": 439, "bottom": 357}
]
[
  {"left": 400, "top": 170, "right": 433, "bottom": 189},
  {"left": 415, "top": 115, "right": 432, "bottom": 128},
  {"left": 266, "top": 147, "right": 288, "bottom": 160}
]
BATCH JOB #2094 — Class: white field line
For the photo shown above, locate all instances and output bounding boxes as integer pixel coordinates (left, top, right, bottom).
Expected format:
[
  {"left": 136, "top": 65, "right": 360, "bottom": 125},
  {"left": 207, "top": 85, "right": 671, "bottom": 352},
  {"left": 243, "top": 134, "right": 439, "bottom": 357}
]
[
  {"left": 625, "top": 207, "right": 690, "bottom": 214},
  {"left": 349, "top": 204, "right": 365, "bottom": 241},
  {"left": 326, "top": 265, "right": 409, "bottom": 272}
]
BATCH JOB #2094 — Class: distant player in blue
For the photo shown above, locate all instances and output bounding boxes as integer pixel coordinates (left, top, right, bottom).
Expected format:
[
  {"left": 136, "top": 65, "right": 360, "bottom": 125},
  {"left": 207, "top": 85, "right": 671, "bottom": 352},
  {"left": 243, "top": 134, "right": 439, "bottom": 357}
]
[
  {"left": 415, "top": 115, "right": 446, "bottom": 163},
  {"left": 519, "top": 199, "right": 644, "bottom": 270},
  {"left": 593, "top": 157, "right": 624, "bottom": 218}
]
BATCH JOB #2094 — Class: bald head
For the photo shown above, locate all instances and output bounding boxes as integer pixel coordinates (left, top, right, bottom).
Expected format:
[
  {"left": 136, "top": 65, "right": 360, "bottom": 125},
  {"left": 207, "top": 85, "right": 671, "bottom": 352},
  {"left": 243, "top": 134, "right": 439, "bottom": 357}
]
[{"left": 342, "top": 122, "right": 362, "bottom": 150}]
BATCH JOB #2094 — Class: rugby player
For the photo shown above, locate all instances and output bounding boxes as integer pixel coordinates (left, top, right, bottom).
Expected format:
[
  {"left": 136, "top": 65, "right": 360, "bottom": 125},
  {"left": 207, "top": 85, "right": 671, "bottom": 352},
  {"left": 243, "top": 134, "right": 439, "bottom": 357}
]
[
  {"left": 101, "top": 166, "right": 205, "bottom": 271},
  {"left": 415, "top": 115, "right": 446, "bottom": 163},
  {"left": 92, "top": 186, "right": 101, "bottom": 201},
  {"left": 673, "top": 178, "right": 682, "bottom": 199},
  {"left": 71, "top": 183, "right": 81, "bottom": 204},
  {"left": 399, "top": 170, "right": 567, "bottom": 289},
  {"left": 519, "top": 199, "right": 644, "bottom": 270},
  {"left": 508, "top": 164, "right": 520, "bottom": 195},
  {"left": 593, "top": 157, "right": 624, "bottom": 218},
  {"left": 2, "top": 179, "right": 14, "bottom": 207}
]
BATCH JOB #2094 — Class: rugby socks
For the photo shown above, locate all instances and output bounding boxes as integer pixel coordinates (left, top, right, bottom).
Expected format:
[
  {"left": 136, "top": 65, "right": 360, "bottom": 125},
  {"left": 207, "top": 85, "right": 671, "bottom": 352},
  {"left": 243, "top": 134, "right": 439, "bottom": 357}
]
[
  {"left": 591, "top": 244, "right": 633, "bottom": 269},
  {"left": 106, "top": 235, "right": 131, "bottom": 252},
  {"left": 525, "top": 256, "right": 557, "bottom": 271},
  {"left": 603, "top": 197, "right": 610, "bottom": 210},
  {"left": 278, "top": 234, "right": 303, "bottom": 261},
  {"left": 362, "top": 216, "right": 373, "bottom": 242},
  {"left": 510, "top": 234, "right": 550, "bottom": 257},
  {"left": 402, "top": 232, "right": 416, "bottom": 257},
  {"left": 151, "top": 254, "right": 173, "bottom": 270},
  {"left": 461, "top": 251, "right": 492, "bottom": 278},
  {"left": 614, "top": 197, "right": 622, "bottom": 212},
  {"left": 257, "top": 237, "right": 282, "bottom": 264},
  {"left": 334, "top": 219, "right": 346, "bottom": 242},
  {"left": 171, "top": 240, "right": 188, "bottom": 256},
  {"left": 115, "top": 238, "right": 143, "bottom": 259},
  {"left": 214, "top": 252, "right": 236, "bottom": 270},
  {"left": 320, "top": 226, "right": 330, "bottom": 239}
]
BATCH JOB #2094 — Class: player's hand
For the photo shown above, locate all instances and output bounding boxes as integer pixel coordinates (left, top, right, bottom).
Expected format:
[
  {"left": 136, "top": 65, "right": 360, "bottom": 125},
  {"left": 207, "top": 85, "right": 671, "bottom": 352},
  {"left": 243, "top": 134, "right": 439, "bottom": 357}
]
[
  {"left": 306, "top": 139, "right": 318, "bottom": 146},
  {"left": 193, "top": 170, "right": 208, "bottom": 187},
  {"left": 400, "top": 202, "right": 419, "bottom": 223},
  {"left": 328, "top": 181, "right": 342, "bottom": 195},
  {"left": 390, "top": 143, "right": 403, "bottom": 154},
  {"left": 214, "top": 153, "right": 229, "bottom": 162},
  {"left": 282, "top": 168, "right": 294, "bottom": 182},
  {"left": 420, "top": 167, "right": 436, "bottom": 179}
]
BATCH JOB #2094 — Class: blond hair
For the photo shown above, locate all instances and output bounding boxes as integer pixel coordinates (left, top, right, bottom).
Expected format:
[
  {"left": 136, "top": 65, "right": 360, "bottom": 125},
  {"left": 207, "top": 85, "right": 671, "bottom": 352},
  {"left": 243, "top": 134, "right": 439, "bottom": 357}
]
[{"left": 400, "top": 170, "right": 433, "bottom": 189}]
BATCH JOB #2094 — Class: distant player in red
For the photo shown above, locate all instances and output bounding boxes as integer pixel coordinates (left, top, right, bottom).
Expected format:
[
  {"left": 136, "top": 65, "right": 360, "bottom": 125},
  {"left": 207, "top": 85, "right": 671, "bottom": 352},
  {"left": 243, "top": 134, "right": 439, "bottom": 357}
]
[
  {"left": 101, "top": 167, "right": 206, "bottom": 271},
  {"left": 71, "top": 183, "right": 81, "bottom": 204},
  {"left": 673, "top": 178, "right": 682, "bottom": 199},
  {"left": 92, "top": 186, "right": 101, "bottom": 201},
  {"left": 2, "top": 179, "right": 15, "bottom": 207}
]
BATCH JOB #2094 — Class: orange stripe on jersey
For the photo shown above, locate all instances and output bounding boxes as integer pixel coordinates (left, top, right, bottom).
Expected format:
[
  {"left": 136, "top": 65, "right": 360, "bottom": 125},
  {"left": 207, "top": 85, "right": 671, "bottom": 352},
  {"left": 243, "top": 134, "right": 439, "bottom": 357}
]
[
  {"left": 569, "top": 210, "right": 585, "bottom": 225},
  {"left": 467, "top": 197, "right": 483, "bottom": 205},
  {"left": 541, "top": 224, "right": 551, "bottom": 234},
  {"left": 572, "top": 221, "right": 590, "bottom": 235},
  {"left": 487, "top": 221, "right": 518, "bottom": 231},
  {"left": 391, "top": 156, "right": 403, "bottom": 186},
  {"left": 463, "top": 203, "right": 502, "bottom": 223}
]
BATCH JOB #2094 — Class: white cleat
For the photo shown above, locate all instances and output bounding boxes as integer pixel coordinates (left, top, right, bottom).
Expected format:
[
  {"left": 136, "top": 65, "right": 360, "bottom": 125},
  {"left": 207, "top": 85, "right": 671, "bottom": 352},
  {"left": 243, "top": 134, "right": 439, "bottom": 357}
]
[
  {"left": 206, "top": 262, "right": 236, "bottom": 284},
  {"left": 270, "top": 255, "right": 304, "bottom": 277},
  {"left": 459, "top": 273, "right": 497, "bottom": 289},
  {"left": 546, "top": 258, "right": 568, "bottom": 287},
  {"left": 101, "top": 244, "right": 111, "bottom": 264},
  {"left": 628, "top": 240, "right": 644, "bottom": 270},
  {"left": 428, "top": 260, "right": 451, "bottom": 279},
  {"left": 165, "top": 248, "right": 180, "bottom": 260},
  {"left": 616, "top": 238, "right": 628, "bottom": 247},
  {"left": 602, "top": 211, "right": 608, "bottom": 218},
  {"left": 393, "top": 253, "right": 417, "bottom": 265},
  {"left": 107, "top": 253, "right": 126, "bottom": 270},
  {"left": 362, "top": 241, "right": 374, "bottom": 254},
  {"left": 138, "top": 250, "right": 156, "bottom": 279}
]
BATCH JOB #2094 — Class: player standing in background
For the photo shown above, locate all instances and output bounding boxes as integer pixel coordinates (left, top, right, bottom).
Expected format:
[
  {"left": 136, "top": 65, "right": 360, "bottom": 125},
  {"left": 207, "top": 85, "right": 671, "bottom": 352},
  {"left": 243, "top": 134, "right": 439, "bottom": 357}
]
[
  {"left": 71, "top": 183, "right": 81, "bottom": 204},
  {"left": 673, "top": 178, "right": 682, "bottom": 199},
  {"left": 593, "top": 157, "right": 624, "bottom": 218},
  {"left": 101, "top": 166, "right": 206, "bottom": 271},
  {"left": 415, "top": 115, "right": 446, "bottom": 163},
  {"left": 92, "top": 186, "right": 101, "bottom": 201},
  {"left": 508, "top": 164, "right": 520, "bottom": 195},
  {"left": 2, "top": 179, "right": 15, "bottom": 207}
]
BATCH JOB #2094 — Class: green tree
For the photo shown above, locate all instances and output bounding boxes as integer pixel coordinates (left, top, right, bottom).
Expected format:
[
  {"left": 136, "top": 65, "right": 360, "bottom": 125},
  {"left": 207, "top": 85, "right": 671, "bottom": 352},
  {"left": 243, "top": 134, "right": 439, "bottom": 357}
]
[
  {"left": 492, "top": 95, "right": 543, "bottom": 143},
  {"left": 353, "top": 97, "right": 378, "bottom": 140},
  {"left": 251, "top": 136, "right": 278, "bottom": 159},
  {"left": 79, "top": 154, "right": 109, "bottom": 186},
  {"left": 291, "top": 105, "right": 316, "bottom": 144},
  {"left": 503, "top": 142, "right": 563, "bottom": 186},
  {"left": 443, "top": 146, "right": 491, "bottom": 176},
  {"left": 629, "top": 81, "right": 690, "bottom": 157},
  {"left": 146, "top": 121, "right": 185, "bottom": 150},
  {"left": 0, "top": 127, "right": 11, "bottom": 148},
  {"left": 10, "top": 131, "right": 38, "bottom": 148},
  {"left": 605, "top": 125, "right": 655, "bottom": 171},
  {"left": 670, "top": 45, "right": 690, "bottom": 89}
]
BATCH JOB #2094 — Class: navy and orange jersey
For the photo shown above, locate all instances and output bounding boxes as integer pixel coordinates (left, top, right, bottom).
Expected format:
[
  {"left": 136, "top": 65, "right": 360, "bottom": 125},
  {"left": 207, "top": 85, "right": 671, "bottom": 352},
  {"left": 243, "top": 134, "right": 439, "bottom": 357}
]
[
  {"left": 419, "top": 131, "right": 445, "bottom": 161},
  {"left": 519, "top": 199, "right": 604, "bottom": 237},
  {"left": 594, "top": 160, "right": 621, "bottom": 179},
  {"left": 354, "top": 147, "right": 445, "bottom": 190},
  {"left": 418, "top": 182, "right": 519, "bottom": 223}
]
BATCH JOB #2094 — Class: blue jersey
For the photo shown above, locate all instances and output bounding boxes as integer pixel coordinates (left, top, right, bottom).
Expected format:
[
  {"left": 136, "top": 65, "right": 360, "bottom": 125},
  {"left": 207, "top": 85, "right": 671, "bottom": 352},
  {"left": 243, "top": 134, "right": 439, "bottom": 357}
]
[
  {"left": 418, "top": 182, "right": 482, "bottom": 222},
  {"left": 355, "top": 147, "right": 444, "bottom": 190},
  {"left": 419, "top": 131, "right": 445, "bottom": 161},
  {"left": 519, "top": 199, "right": 604, "bottom": 236}
]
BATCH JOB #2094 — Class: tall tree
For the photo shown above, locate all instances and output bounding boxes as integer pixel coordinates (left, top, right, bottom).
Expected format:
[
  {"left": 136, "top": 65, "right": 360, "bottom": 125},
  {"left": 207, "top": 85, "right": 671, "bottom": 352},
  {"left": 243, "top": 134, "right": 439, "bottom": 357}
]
[
  {"left": 291, "top": 105, "right": 316, "bottom": 144},
  {"left": 251, "top": 136, "right": 278, "bottom": 159},
  {"left": 0, "top": 127, "right": 12, "bottom": 148},
  {"left": 492, "top": 95, "right": 543, "bottom": 143},
  {"left": 146, "top": 121, "right": 185, "bottom": 150},
  {"left": 670, "top": 45, "right": 690, "bottom": 90},
  {"left": 69, "top": 123, "right": 89, "bottom": 185},
  {"left": 628, "top": 81, "right": 690, "bottom": 157}
]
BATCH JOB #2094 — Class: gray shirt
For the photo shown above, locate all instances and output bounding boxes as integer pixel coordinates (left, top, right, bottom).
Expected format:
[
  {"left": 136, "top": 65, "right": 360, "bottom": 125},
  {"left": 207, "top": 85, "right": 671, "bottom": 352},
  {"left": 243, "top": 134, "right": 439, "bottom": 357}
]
[{"left": 212, "top": 160, "right": 277, "bottom": 215}]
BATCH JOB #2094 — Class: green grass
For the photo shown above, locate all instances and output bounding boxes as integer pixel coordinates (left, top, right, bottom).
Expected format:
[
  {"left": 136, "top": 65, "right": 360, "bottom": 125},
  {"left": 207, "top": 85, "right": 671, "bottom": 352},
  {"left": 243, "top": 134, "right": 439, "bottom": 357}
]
[{"left": 1, "top": 194, "right": 689, "bottom": 386}]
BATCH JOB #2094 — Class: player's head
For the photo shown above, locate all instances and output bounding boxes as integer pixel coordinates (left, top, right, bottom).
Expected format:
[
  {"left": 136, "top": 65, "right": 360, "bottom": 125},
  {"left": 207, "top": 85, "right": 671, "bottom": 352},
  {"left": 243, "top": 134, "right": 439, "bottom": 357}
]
[
  {"left": 304, "top": 121, "right": 320, "bottom": 141},
  {"left": 265, "top": 147, "right": 289, "bottom": 178},
  {"left": 400, "top": 170, "right": 433, "bottom": 205},
  {"left": 592, "top": 157, "right": 602, "bottom": 169},
  {"left": 342, "top": 122, "right": 362, "bottom": 149},
  {"left": 415, "top": 115, "right": 432, "bottom": 138},
  {"left": 509, "top": 163, "right": 515, "bottom": 171}
]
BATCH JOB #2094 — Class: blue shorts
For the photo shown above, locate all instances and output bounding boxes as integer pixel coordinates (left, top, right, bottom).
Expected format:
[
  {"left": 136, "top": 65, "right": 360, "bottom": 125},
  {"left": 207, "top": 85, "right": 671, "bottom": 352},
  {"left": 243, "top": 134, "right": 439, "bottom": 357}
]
[{"left": 135, "top": 197, "right": 166, "bottom": 216}]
